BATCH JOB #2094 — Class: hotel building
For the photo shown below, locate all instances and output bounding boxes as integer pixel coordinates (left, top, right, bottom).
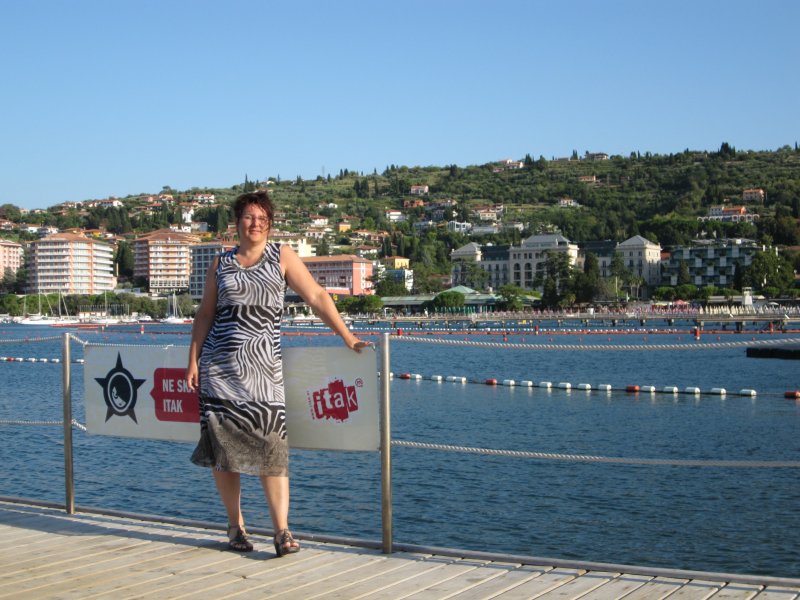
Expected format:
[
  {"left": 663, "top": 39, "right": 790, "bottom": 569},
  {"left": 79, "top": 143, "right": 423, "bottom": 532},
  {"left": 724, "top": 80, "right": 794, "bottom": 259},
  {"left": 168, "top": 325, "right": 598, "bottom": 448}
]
[
  {"left": 0, "top": 239, "right": 24, "bottom": 281},
  {"left": 134, "top": 229, "right": 199, "bottom": 293},
  {"left": 189, "top": 240, "right": 236, "bottom": 300},
  {"left": 26, "top": 233, "right": 115, "bottom": 294},
  {"left": 299, "top": 255, "right": 374, "bottom": 296}
]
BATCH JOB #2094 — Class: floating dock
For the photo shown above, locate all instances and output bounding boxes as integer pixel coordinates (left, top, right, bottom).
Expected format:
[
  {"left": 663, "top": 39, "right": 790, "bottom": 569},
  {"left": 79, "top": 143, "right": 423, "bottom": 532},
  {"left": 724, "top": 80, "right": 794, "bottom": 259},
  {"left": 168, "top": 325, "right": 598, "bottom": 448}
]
[{"left": 2, "top": 500, "right": 798, "bottom": 599}]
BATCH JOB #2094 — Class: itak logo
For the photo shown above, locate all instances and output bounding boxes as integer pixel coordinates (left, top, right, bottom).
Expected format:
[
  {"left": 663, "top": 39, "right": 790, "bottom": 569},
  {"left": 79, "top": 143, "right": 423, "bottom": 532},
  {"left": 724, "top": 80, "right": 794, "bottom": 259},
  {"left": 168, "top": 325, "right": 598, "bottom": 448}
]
[
  {"left": 95, "top": 353, "right": 146, "bottom": 423},
  {"left": 308, "top": 377, "right": 363, "bottom": 422}
]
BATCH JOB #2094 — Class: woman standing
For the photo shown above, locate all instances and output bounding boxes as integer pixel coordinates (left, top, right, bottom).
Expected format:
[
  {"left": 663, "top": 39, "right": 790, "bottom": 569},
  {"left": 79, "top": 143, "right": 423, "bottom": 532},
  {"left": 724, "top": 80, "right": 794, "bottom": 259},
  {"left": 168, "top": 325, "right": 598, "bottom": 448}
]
[{"left": 186, "top": 190, "right": 370, "bottom": 556}]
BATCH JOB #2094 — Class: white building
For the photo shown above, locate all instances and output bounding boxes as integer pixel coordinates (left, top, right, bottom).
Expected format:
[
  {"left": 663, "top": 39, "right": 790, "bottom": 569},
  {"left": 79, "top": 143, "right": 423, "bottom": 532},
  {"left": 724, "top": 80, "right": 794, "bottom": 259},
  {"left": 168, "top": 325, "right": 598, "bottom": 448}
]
[
  {"left": 134, "top": 229, "right": 199, "bottom": 293},
  {"left": 509, "top": 234, "right": 579, "bottom": 291},
  {"left": 615, "top": 235, "right": 662, "bottom": 287},
  {"left": 662, "top": 238, "right": 763, "bottom": 288}
]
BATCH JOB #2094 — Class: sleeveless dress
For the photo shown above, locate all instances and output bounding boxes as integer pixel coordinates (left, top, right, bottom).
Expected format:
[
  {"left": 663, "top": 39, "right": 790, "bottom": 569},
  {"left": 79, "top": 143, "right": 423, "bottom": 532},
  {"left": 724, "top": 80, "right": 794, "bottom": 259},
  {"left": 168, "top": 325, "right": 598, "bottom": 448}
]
[{"left": 190, "top": 243, "right": 288, "bottom": 477}]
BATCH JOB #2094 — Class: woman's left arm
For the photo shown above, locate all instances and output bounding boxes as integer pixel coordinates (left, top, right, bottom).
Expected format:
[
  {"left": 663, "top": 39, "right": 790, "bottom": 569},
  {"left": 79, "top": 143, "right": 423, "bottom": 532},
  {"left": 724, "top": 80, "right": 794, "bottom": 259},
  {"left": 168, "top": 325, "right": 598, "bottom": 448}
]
[{"left": 281, "top": 245, "right": 371, "bottom": 352}]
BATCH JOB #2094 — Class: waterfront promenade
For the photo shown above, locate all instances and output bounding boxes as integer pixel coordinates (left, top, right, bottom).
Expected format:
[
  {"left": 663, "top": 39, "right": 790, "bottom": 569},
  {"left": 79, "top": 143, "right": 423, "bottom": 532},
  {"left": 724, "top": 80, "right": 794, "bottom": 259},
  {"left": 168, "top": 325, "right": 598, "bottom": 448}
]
[{"left": 2, "top": 500, "right": 799, "bottom": 599}]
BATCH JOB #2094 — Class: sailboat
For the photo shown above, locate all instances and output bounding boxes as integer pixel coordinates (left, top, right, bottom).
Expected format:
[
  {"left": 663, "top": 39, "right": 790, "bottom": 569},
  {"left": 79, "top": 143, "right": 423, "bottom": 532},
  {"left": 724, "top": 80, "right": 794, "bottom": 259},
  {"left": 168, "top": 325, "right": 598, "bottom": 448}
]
[
  {"left": 18, "top": 294, "right": 50, "bottom": 325},
  {"left": 160, "top": 293, "right": 193, "bottom": 324}
]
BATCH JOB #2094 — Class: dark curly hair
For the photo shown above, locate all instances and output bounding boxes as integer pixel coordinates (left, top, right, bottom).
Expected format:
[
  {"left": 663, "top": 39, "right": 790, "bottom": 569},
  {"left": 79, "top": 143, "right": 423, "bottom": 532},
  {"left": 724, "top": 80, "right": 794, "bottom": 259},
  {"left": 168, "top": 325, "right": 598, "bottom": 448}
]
[{"left": 233, "top": 190, "right": 274, "bottom": 225}]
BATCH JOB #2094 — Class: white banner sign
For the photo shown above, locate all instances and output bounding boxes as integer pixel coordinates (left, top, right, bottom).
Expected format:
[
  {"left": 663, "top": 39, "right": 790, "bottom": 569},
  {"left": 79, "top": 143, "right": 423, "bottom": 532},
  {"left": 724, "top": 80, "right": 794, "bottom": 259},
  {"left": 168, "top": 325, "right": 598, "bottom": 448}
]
[{"left": 83, "top": 345, "right": 379, "bottom": 451}]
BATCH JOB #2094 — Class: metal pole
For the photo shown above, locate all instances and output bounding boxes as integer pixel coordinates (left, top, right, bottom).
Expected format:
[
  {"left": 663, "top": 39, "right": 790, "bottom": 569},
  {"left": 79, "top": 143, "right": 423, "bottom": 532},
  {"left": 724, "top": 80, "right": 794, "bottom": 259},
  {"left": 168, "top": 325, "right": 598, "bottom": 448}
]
[
  {"left": 62, "top": 333, "right": 75, "bottom": 514},
  {"left": 380, "top": 332, "right": 392, "bottom": 553}
]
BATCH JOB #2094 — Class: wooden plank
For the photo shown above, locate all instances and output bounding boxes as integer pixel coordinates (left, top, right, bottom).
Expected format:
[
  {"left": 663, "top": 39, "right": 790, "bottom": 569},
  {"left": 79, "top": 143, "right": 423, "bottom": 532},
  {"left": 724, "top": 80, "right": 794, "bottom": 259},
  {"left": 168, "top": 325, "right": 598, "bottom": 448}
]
[
  {"left": 753, "top": 588, "right": 800, "bottom": 600},
  {"left": 488, "top": 568, "right": 584, "bottom": 599},
  {"left": 302, "top": 554, "right": 455, "bottom": 600},
  {"left": 707, "top": 583, "right": 764, "bottom": 599},
  {"left": 257, "top": 551, "right": 434, "bottom": 600},
  {"left": 579, "top": 573, "right": 653, "bottom": 599},
  {"left": 668, "top": 580, "right": 724, "bottom": 600},
  {"left": 401, "top": 562, "right": 527, "bottom": 600},
  {"left": 522, "top": 570, "right": 618, "bottom": 599},
  {"left": 623, "top": 576, "right": 691, "bottom": 600},
  {"left": 429, "top": 564, "right": 553, "bottom": 600},
  {"left": 171, "top": 549, "right": 386, "bottom": 599},
  {"left": 352, "top": 558, "right": 489, "bottom": 600}
]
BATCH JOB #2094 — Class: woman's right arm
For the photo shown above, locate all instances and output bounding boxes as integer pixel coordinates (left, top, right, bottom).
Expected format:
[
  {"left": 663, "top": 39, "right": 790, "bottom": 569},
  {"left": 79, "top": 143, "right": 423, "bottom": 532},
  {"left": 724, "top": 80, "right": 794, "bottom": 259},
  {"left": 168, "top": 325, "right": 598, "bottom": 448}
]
[{"left": 186, "top": 258, "right": 219, "bottom": 392}]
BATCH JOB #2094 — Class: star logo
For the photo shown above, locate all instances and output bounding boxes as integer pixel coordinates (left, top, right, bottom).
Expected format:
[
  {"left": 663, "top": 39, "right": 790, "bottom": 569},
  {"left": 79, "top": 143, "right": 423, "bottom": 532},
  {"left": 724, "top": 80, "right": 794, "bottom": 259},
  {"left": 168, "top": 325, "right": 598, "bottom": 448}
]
[{"left": 95, "top": 353, "right": 146, "bottom": 423}]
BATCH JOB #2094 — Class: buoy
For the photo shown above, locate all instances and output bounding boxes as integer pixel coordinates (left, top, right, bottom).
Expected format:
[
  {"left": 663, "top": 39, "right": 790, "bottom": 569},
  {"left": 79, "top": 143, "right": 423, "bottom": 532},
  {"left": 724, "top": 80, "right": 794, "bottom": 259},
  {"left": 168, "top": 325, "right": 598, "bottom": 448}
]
[
  {"left": 558, "top": 382, "right": 571, "bottom": 390},
  {"left": 663, "top": 386, "right": 679, "bottom": 394},
  {"left": 485, "top": 378, "right": 497, "bottom": 385},
  {"left": 785, "top": 391, "right": 800, "bottom": 399},
  {"left": 709, "top": 388, "right": 726, "bottom": 395},
  {"left": 398, "top": 373, "right": 411, "bottom": 380},
  {"left": 625, "top": 385, "right": 640, "bottom": 393},
  {"left": 519, "top": 380, "right": 533, "bottom": 387},
  {"left": 739, "top": 389, "right": 757, "bottom": 396},
  {"left": 597, "top": 384, "right": 612, "bottom": 392},
  {"left": 429, "top": 375, "right": 442, "bottom": 382},
  {"left": 501, "top": 379, "right": 515, "bottom": 386},
  {"left": 684, "top": 387, "right": 701, "bottom": 395},
  {"left": 641, "top": 385, "right": 656, "bottom": 393},
  {"left": 577, "top": 383, "right": 591, "bottom": 390},
  {"left": 538, "top": 381, "right": 552, "bottom": 389}
]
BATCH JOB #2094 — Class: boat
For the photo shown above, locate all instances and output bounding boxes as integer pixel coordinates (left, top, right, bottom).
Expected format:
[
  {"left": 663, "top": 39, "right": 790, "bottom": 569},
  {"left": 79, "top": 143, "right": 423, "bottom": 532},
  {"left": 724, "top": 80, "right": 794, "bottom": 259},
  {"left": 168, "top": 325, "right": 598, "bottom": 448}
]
[{"left": 160, "top": 293, "right": 193, "bottom": 324}]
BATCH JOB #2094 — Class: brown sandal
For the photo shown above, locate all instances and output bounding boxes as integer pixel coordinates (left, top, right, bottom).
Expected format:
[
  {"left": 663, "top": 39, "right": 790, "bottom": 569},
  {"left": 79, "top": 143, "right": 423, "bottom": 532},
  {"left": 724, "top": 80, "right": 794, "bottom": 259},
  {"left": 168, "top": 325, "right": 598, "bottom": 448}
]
[
  {"left": 274, "top": 529, "right": 300, "bottom": 557},
  {"left": 227, "top": 525, "right": 254, "bottom": 552}
]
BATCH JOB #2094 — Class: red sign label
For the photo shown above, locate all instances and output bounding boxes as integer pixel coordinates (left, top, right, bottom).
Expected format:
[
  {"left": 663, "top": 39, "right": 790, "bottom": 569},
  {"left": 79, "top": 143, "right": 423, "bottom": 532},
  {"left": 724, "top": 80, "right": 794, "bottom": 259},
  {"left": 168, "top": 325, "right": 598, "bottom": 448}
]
[
  {"left": 309, "top": 378, "right": 360, "bottom": 422},
  {"left": 150, "top": 368, "right": 200, "bottom": 423}
]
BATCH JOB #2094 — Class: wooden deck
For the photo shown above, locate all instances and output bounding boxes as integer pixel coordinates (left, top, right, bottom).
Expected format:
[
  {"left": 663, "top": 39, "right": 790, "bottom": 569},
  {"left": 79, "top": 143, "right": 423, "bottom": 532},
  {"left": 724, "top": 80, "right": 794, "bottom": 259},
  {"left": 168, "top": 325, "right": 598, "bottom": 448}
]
[{"left": 1, "top": 500, "right": 798, "bottom": 599}]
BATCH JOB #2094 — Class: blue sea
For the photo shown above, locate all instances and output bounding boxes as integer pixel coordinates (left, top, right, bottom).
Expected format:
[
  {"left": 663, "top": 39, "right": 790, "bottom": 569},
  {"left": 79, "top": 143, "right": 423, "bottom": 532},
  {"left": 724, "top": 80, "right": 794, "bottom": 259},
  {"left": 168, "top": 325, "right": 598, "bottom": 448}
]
[{"left": 1, "top": 322, "right": 799, "bottom": 578}]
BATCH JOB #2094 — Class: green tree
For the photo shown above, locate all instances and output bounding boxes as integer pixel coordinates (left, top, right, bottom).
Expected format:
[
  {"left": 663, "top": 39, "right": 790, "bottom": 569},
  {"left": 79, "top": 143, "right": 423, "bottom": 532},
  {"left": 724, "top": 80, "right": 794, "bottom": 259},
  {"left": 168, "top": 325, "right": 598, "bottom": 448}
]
[
  {"left": 745, "top": 250, "right": 794, "bottom": 292},
  {"left": 496, "top": 284, "right": 525, "bottom": 311}
]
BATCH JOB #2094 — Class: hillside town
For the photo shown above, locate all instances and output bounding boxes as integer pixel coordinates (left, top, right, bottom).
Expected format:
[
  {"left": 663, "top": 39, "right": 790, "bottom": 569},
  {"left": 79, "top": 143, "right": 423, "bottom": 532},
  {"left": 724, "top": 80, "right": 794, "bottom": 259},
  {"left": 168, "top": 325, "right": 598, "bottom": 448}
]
[{"left": 0, "top": 162, "right": 796, "bottom": 318}]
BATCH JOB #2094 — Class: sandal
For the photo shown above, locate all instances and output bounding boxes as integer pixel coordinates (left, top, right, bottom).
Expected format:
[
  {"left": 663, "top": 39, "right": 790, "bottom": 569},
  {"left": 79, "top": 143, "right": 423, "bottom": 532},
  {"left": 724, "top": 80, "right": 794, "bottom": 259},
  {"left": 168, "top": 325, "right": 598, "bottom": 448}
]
[
  {"left": 227, "top": 525, "right": 254, "bottom": 552},
  {"left": 274, "top": 529, "right": 300, "bottom": 557}
]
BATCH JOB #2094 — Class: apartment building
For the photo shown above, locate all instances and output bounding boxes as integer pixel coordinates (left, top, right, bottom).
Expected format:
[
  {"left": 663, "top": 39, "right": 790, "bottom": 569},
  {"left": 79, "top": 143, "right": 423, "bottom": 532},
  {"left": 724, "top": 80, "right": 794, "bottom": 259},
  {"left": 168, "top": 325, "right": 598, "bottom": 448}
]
[
  {"left": 188, "top": 240, "right": 236, "bottom": 299},
  {"left": 0, "top": 239, "right": 24, "bottom": 281},
  {"left": 26, "top": 232, "right": 115, "bottom": 294},
  {"left": 134, "top": 229, "right": 199, "bottom": 293},
  {"left": 662, "top": 238, "right": 762, "bottom": 287},
  {"left": 299, "top": 255, "right": 373, "bottom": 296}
]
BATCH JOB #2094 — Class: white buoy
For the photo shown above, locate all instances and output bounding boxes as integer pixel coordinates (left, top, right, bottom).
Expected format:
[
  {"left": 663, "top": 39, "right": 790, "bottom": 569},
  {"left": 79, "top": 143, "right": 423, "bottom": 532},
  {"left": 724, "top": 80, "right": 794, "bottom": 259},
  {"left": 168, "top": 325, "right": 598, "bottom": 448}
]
[
  {"left": 538, "top": 381, "right": 552, "bottom": 389},
  {"left": 558, "top": 382, "right": 571, "bottom": 390},
  {"left": 597, "top": 384, "right": 612, "bottom": 392},
  {"left": 739, "top": 389, "right": 757, "bottom": 396},
  {"left": 411, "top": 373, "right": 422, "bottom": 380},
  {"left": 51, "top": 358, "right": 60, "bottom": 363},
  {"left": 684, "top": 386, "right": 701, "bottom": 395},
  {"left": 641, "top": 385, "right": 656, "bottom": 393},
  {"left": 429, "top": 375, "right": 443, "bottom": 382},
  {"left": 709, "top": 388, "right": 726, "bottom": 395},
  {"left": 501, "top": 379, "right": 516, "bottom": 386},
  {"left": 519, "top": 380, "right": 533, "bottom": 387},
  {"left": 663, "top": 386, "right": 679, "bottom": 394},
  {"left": 577, "top": 383, "right": 591, "bottom": 390},
  {"left": 39, "top": 358, "right": 48, "bottom": 363}
]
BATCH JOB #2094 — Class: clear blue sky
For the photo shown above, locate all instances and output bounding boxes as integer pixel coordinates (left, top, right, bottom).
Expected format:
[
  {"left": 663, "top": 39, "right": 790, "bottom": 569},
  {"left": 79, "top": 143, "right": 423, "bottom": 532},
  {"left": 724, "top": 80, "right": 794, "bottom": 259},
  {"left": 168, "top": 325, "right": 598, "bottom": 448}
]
[{"left": 1, "top": 0, "right": 798, "bottom": 209}]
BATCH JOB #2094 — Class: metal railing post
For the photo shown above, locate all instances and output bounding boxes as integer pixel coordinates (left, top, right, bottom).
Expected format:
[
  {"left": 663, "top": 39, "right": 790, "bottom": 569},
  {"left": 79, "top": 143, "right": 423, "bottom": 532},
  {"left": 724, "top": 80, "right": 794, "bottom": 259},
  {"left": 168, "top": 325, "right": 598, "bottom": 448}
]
[
  {"left": 62, "top": 333, "right": 75, "bottom": 514},
  {"left": 380, "top": 332, "right": 392, "bottom": 553}
]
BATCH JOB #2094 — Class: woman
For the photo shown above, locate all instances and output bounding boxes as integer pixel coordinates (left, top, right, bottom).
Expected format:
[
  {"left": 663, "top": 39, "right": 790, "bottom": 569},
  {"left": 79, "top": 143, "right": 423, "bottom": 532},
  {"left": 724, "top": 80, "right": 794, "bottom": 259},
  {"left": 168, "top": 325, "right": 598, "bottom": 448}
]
[{"left": 185, "top": 190, "right": 370, "bottom": 557}]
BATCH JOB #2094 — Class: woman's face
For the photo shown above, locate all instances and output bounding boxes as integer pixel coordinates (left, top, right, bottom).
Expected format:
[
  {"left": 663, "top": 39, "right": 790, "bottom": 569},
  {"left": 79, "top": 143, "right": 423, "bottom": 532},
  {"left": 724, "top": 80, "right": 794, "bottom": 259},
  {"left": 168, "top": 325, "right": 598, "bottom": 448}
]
[{"left": 237, "top": 203, "right": 270, "bottom": 245}]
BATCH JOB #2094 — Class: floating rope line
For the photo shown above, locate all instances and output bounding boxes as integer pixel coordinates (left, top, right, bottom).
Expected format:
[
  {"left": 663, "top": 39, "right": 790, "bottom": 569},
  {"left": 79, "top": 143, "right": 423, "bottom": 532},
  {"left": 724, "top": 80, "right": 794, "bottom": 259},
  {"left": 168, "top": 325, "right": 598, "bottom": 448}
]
[
  {"left": 391, "top": 335, "right": 800, "bottom": 351},
  {"left": 0, "top": 418, "right": 86, "bottom": 431},
  {"left": 0, "top": 336, "right": 63, "bottom": 345},
  {"left": 68, "top": 333, "right": 175, "bottom": 349},
  {"left": 391, "top": 440, "right": 800, "bottom": 468}
]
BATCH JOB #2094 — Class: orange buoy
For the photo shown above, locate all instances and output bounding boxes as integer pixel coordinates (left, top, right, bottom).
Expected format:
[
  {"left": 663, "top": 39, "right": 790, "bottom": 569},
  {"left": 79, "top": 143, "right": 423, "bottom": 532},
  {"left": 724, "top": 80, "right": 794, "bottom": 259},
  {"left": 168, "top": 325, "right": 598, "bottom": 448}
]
[
  {"left": 398, "top": 373, "right": 411, "bottom": 380},
  {"left": 626, "top": 385, "right": 640, "bottom": 393},
  {"left": 485, "top": 378, "right": 497, "bottom": 385},
  {"left": 785, "top": 391, "right": 800, "bottom": 399}
]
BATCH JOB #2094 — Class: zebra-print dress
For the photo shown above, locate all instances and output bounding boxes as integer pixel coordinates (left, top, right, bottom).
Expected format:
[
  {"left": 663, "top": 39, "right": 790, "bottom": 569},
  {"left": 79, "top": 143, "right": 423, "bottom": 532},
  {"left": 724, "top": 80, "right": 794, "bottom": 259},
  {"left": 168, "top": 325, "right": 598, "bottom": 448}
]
[{"left": 190, "top": 243, "right": 288, "bottom": 476}]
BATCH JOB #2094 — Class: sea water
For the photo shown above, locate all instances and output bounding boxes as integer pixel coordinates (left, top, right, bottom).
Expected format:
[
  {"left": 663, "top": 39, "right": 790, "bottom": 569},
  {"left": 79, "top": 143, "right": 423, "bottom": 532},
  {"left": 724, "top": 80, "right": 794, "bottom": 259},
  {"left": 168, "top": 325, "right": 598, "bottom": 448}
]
[{"left": 0, "top": 323, "right": 798, "bottom": 578}]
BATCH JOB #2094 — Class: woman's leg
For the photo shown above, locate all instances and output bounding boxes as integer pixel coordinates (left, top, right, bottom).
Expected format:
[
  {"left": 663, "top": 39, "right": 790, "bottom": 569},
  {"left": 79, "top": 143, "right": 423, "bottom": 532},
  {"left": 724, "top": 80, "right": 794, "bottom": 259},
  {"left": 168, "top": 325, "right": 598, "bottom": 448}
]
[
  {"left": 260, "top": 475, "right": 290, "bottom": 531},
  {"left": 213, "top": 470, "right": 244, "bottom": 527}
]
